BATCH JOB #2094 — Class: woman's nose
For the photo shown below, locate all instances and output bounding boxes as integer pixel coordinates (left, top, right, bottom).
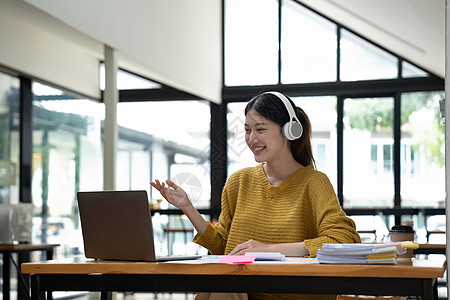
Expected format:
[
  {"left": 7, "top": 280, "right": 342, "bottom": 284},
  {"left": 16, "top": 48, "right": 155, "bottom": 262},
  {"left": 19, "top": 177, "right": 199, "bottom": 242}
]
[{"left": 247, "top": 131, "right": 258, "bottom": 143}]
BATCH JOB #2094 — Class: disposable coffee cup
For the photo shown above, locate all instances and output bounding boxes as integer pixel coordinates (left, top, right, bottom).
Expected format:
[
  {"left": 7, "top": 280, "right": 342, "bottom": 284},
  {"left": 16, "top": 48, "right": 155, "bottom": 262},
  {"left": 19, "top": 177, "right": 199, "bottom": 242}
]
[{"left": 389, "top": 225, "right": 415, "bottom": 259}]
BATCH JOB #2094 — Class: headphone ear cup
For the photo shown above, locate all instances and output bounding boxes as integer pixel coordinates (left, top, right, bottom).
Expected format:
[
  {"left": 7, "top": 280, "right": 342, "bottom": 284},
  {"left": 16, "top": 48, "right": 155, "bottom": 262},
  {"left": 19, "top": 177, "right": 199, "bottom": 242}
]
[{"left": 282, "top": 121, "right": 303, "bottom": 140}]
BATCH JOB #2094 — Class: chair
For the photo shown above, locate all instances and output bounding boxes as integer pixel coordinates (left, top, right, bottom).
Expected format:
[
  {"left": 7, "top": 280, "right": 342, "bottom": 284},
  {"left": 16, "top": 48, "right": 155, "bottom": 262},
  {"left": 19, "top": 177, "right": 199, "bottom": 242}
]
[{"left": 163, "top": 215, "right": 195, "bottom": 255}]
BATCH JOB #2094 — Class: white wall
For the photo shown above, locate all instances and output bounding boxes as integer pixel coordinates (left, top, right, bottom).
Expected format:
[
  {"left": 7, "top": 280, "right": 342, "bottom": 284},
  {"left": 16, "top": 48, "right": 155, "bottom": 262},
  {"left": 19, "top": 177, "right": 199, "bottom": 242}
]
[
  {"left": 22, "top": 0, "right": 223, "bottom": 103},
  {"left": 0, "top": 0, "right": 102, "bottom": 99}
]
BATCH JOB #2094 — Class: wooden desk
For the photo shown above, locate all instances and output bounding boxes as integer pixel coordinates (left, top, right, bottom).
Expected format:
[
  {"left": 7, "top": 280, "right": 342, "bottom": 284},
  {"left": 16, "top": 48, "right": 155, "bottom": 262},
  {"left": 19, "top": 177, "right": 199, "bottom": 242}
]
[
  {"left": 21, "top": 256, "right": 446, "bottom": 300},
  {"left": 415, "top": 243, "right": 446, "bottom": 255},
  {"left": 0, "top": 244, "right": 59, "bottom": 300}
]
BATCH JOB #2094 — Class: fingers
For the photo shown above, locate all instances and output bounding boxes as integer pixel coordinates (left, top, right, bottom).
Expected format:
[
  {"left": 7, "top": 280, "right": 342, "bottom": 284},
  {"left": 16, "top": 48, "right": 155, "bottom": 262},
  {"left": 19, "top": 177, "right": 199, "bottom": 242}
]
[
  {"left": 229, "top": 239, "right": 253, "bottom": 255},
  {"left": 165, "top": 179, "right": 179, "bottom": 190},
  {"left": 150, "top": 179, "right": 170, "bottom": 199},
  {"left": 150, "top": 180, "right": 168, "bottom": 191},
  {"left": 150, "top": 179, "right": 177, "bottom": 191},
  {"left": 229, "top": 239, "right": 269, "bottom": 255}
]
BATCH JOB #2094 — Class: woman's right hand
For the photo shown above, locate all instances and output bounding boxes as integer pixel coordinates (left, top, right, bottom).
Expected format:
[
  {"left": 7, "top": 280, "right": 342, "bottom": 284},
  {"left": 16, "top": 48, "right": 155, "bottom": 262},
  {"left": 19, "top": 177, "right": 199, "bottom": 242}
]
[
  {"left": 151, "top": 179, "right": 208, "bottom": 236},
  {"left": 150, "top": 179, "right": 192, "bottom": 209}
]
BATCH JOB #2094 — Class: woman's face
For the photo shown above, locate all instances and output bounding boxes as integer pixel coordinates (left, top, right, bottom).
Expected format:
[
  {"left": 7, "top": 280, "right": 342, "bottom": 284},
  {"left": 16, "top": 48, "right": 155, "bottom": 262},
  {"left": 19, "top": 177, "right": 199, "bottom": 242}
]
[{"left": 244, "top": 109, "right": 289, "bottom": 163}]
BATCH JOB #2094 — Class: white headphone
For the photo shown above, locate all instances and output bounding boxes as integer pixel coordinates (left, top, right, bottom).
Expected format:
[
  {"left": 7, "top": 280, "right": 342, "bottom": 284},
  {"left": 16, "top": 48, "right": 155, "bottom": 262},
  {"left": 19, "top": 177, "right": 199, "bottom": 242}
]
[{"left": 264, "top": 91, "right": 303, "bottom": 140}]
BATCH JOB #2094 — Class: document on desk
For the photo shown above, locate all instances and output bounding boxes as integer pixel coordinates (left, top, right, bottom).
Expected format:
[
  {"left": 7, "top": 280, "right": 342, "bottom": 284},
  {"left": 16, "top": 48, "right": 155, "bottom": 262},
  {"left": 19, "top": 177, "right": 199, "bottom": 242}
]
[{"left": 165, "top": 255, "right": 318, "bottom": 264}]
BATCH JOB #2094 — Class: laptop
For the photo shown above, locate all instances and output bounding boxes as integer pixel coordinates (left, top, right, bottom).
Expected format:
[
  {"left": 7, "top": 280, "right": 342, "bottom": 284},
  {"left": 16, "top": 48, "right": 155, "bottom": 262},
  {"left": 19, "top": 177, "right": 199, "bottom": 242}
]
[{"left": 77, "top": 190, "right": 201, "bottom": 262}]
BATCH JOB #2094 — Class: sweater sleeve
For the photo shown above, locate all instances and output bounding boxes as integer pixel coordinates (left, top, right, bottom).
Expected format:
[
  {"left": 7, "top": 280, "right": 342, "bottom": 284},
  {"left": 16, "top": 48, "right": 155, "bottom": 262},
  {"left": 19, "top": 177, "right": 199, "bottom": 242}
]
[{"left": 303, "top": 172, "right": 361, "bottom": 257}]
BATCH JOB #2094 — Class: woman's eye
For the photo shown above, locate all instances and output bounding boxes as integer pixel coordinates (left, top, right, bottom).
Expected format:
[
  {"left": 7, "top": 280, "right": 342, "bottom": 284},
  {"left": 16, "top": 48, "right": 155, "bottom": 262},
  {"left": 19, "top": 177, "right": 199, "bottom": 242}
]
[{"left": 257, "top": 128, "right": 265, "bottom": 132}]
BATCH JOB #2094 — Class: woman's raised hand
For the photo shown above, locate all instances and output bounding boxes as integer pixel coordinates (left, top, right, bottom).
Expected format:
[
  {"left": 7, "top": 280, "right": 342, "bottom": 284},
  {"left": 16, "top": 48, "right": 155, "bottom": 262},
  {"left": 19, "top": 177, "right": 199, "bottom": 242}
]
[{"left": 150, "top": 179, "right": 192, "bottom": 209}]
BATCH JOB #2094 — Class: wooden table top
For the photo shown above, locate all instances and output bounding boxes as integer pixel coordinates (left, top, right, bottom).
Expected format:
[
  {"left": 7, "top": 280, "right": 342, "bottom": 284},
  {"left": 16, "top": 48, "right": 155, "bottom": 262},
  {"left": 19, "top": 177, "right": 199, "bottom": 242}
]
[
  {"left": 417, "top": 243, "right": 445, "bottom": 249},
  {"left": 0, "top": 243, "right": 59, "bottom": 252},
  {"left": 21, "top": 256, "right": 446, "bottom": 279}
]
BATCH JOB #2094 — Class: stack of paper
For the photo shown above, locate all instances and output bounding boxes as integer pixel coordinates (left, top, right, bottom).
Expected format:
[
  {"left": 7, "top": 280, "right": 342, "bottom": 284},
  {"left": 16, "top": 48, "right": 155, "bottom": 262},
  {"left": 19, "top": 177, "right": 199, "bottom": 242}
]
[
  {"left": 218, "top": 252, "right": 286, "bottom": 264},
  {"left": 317, "top": 242, "right": 418, "bottom": 264}
]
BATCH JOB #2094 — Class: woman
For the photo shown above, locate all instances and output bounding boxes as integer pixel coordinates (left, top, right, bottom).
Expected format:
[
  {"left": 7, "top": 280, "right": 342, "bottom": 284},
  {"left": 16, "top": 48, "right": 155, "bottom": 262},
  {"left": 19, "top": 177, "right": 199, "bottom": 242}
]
[{"left": 151, "top": 91, "right": 361, "bottom": 299}]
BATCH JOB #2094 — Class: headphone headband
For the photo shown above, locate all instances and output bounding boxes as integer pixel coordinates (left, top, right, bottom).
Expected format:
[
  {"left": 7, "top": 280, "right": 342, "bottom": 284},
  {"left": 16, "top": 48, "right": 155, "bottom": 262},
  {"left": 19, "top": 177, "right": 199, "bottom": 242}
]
[{"left": 264, "top": 91, "right": 303, "bottom": 140}]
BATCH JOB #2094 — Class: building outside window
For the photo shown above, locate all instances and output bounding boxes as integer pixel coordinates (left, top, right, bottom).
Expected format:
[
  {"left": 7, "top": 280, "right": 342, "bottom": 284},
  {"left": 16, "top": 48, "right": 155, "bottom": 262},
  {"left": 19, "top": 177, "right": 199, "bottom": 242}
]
[
  {"left": 0, "top": 71, "right": 20, "bottom": 205},
  {"left": 31, "top": 82, "right": 104, "bottom": 256}
]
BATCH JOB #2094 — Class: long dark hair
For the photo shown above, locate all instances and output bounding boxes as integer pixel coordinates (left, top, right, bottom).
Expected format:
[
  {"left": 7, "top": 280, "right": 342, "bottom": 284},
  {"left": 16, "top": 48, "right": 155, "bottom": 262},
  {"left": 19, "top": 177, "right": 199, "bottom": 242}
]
[{"left": 244, "top": 92, "right": 316, "bottom": 167}]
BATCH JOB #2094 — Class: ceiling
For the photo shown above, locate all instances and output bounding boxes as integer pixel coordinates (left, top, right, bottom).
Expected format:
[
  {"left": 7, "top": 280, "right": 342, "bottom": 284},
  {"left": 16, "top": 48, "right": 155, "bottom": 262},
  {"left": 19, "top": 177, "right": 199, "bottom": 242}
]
[{"left": 298, "top": 0, "right": 445, "bottom": 78}]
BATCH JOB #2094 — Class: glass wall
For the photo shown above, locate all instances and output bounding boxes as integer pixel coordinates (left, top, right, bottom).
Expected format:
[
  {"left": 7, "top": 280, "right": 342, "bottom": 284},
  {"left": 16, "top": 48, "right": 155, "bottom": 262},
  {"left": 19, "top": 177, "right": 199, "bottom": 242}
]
[
  {"left": 223, "top": 0, "right": 444, "bottom": 214},
  {"left": 281, "top": 1, "right": 337, "bottom": 84},
  {"left": 117, "top": 101, "right": 211, "bottom": 209},
  {"left": 224, "top": 0, "right": 279, "bottom": 86},
  {"left": 0, "top": 71, "right": 20, "bottom": 204},
  {"left": 117, "top": 101, "right": 211, "bottom": 255},
  {"left": 227, "top": 102, "right": 258, "bottom": 175},
  {"left": 32, "top": 82, "right": 104, "bottom": 256},
  {"left": 292, "top": 96, "right": 337, "bottom": 188},
  {"left": 340, "top": 29, "right": 398, "bottom": 81},
  {"left": 400, "top": 91, "right": 445, "bottom": 208},
  {"left": 343, "top": 97, "right": 394, "bottom": 207}
]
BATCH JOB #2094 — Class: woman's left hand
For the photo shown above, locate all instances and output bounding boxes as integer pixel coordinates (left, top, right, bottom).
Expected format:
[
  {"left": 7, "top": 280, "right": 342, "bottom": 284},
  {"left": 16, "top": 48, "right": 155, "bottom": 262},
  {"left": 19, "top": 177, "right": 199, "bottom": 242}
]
[{"left": 228, "top": 239, "right": 274, "bottom": 255}]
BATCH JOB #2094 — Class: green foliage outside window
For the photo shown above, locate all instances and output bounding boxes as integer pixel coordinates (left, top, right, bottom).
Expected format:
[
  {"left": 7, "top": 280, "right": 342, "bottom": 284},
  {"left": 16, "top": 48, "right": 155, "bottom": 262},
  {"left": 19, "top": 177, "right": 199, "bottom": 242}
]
[{"left": 345, "top": 92, "right": 444, "bottom": 167}]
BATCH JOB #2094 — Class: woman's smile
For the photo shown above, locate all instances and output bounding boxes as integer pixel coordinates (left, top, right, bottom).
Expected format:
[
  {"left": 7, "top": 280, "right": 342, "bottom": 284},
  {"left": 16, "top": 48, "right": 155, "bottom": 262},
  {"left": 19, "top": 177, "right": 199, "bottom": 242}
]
[{"left": 251, "top": 145, "right": 266, "bottom": 154}]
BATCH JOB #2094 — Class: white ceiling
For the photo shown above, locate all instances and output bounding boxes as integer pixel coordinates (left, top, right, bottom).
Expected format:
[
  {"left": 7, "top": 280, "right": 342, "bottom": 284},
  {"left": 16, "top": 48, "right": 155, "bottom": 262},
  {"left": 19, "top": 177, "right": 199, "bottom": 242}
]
[
  {"left": 3, "top": 0, "right": 444, "bottom": 103},
  {"left": 299, "top": 0, "right": 445, "bottom": 78},
  {"left": 22, "top": 0, "right": 222, "bottom": 103}
]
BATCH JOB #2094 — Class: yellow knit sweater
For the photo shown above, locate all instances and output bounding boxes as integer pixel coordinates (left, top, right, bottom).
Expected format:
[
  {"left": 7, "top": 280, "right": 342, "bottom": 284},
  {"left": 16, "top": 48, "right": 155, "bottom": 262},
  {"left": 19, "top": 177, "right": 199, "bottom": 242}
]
[
  {"left": 193, "top": 164, "right": 361, "bottom": 300},
  {"left": 194, "top": 164, "right": 360, "bottom": 256}
]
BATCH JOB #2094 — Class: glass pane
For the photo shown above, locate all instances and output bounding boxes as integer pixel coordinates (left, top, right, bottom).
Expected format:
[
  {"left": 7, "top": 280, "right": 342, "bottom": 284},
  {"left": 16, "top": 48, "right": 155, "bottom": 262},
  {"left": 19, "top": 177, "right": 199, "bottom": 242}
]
[
  {"left": 117, "top": 101, "right": 211, "bottom": 210},
  {"left": 292, "top": 96, "right": 337, "bottom": 189},
  {"left": 401, "top": 91, "right": 445, "bottom": 207},
  {"left": 227, "top": 102, "right": 257, "bottom": 175},
  {"left": 224, "top": 0, "right": 279, "bottom": 86},
  {"left": 343, "top": 97, "right": 394, "bottom": 208},
  {"left": 402, "top": 61, "right": 429, "bottom": 78},
  {"left": 340, "top": 29, "right": 398, "bottom": 81},
  {"left": 227, "top": 96, "right": 337, "bottom": 190},
  {"left": 32, "top": 82, "right": 104, "bottom": 257},
  {"left": 281, "top": 1, "right": 337, "bottom": 84},
  {"left": 0, "top": 72, "right": 20, "bottom": 204},
  {"left": 99, "top": 63, "right": 161, "bottom": 90}
]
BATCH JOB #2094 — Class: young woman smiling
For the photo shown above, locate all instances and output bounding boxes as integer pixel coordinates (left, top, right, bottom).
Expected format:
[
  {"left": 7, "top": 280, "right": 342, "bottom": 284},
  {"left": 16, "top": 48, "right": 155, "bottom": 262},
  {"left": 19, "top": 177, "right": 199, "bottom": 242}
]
[{"left": 151, "top": 91, "right": 361, "bottom": 300}]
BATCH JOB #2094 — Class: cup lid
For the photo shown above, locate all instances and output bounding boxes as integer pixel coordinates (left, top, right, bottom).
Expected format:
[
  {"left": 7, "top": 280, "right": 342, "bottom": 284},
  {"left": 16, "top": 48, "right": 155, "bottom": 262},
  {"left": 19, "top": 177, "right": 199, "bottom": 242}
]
[{"left": 390, "top": 225, "right": 414, "bottom": 233}]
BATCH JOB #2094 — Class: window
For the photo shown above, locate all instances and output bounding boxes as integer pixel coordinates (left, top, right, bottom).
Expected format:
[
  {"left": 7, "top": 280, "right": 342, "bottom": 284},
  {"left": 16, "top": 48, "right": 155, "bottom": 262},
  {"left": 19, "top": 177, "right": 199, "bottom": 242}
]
[
  {"left": 400, "top": 91, "right": 445, "bottom": 207},
  {"left": 402, "top": 61, "right": 429, "bottom": 78},
  {"left": 0, "top": 71, "right": 20, "bottom": 204},
  {"left": 224, "top": 0, "right": 279, "bottom": 86},
  {"left": 227, "top": 102, "right": 257, "bottom": 175},
  {"left": 343, "top": 97, "right": 394, "bottom": 208},
  {"left": 281, "top": 0, "right": 337, "bottom": 84},
  {"left": 32, "top": 82, "right": 104, "bottom": 256},
  {"left": 117, "top": 101, "right": 211, "bottom": 209},
  {"left": 340, "top": 29, "right": 398, "bottom": 81},
  {"left": 99, "top": 63, "right": 161, "bottom": 90},
  {"left": 222, "top": 0, "right": 443, "bottom": 215},
  {"left": 292, "top": 96, "right": 337, "bottom": 188}
]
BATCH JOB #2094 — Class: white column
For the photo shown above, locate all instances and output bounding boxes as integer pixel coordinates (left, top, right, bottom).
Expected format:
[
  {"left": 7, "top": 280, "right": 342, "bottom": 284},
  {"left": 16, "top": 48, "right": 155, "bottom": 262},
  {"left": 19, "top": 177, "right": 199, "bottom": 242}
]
[
  {"left": 103, "top": 45, "right": 119, "bottom": 190},
  {"left": 445, "top": 0, "right": 449, "bottom": 297}
]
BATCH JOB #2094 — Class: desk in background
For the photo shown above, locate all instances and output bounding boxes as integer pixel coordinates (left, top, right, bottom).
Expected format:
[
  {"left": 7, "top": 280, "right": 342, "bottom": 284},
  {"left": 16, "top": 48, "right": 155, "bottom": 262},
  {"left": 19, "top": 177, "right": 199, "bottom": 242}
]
[
  {"left": 415, "top": 243, "right": 446, "bottom": 255},
  {"left": 22, "top": 256, "right": 446, "bottom": 300},
  {"left": 0, "top": 244, "right": 59, "bottom": 300}
]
